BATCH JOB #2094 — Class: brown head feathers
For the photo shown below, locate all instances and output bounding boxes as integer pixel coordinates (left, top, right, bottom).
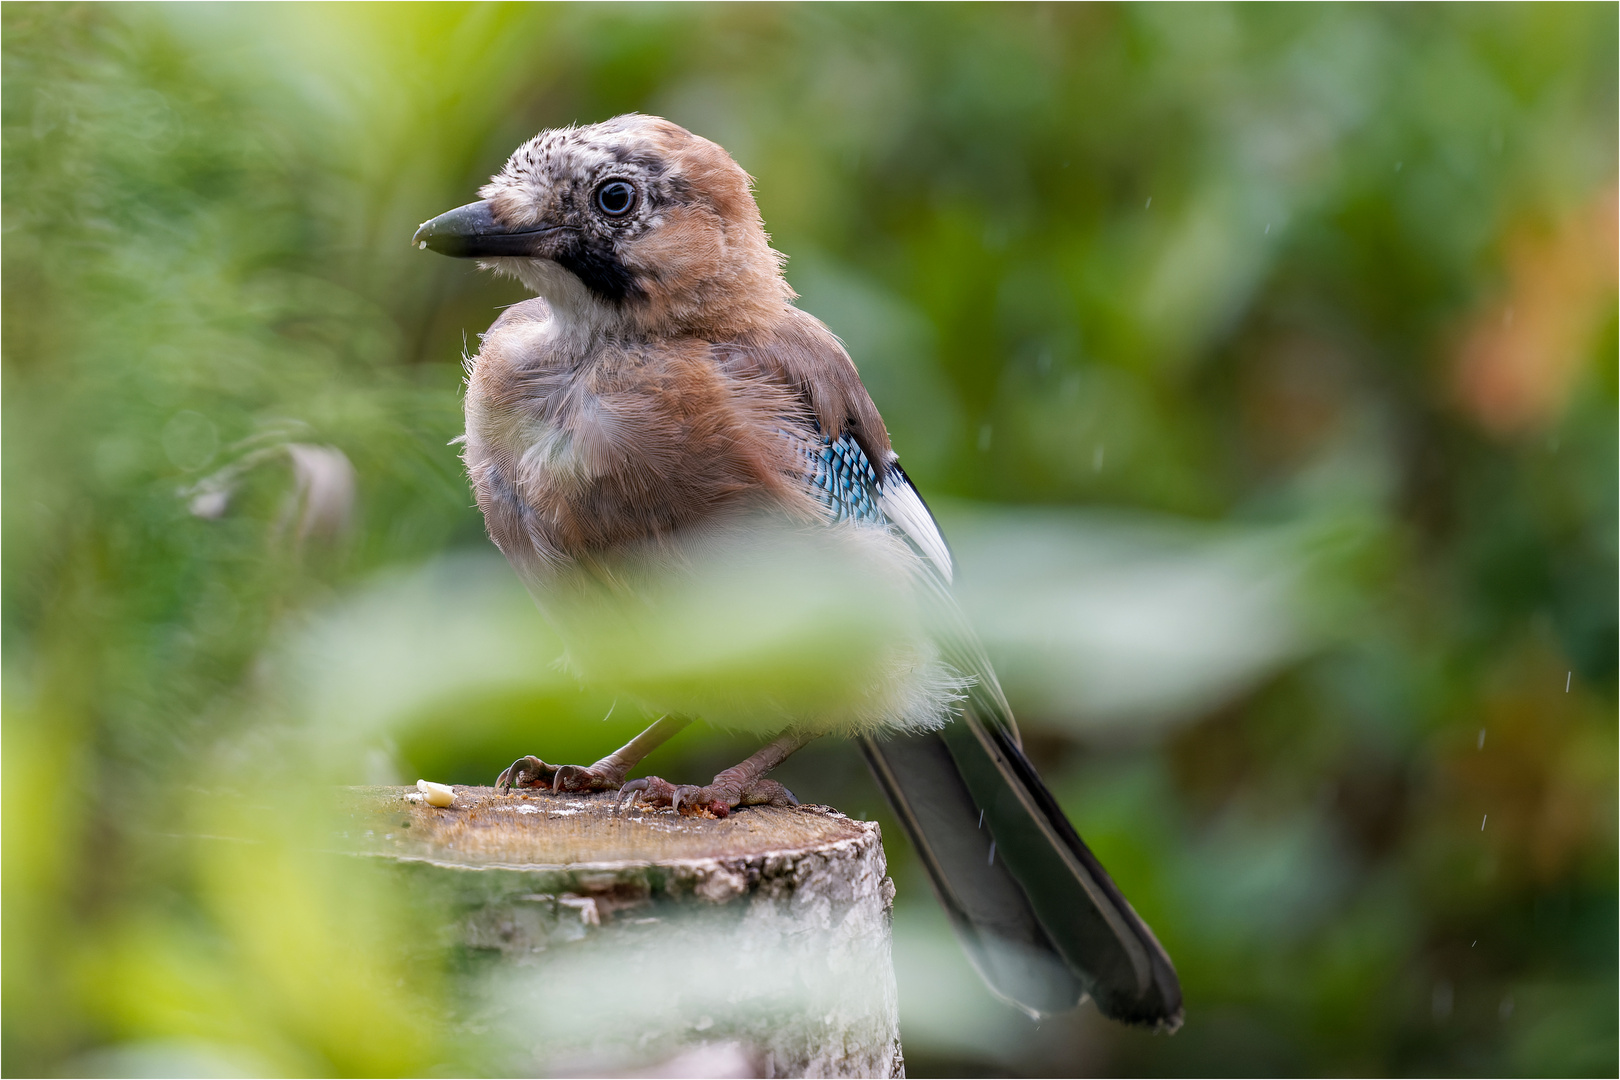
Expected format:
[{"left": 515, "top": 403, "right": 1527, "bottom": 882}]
[{"left": 478, "top": 114, "right": 795, "bottom": 339}]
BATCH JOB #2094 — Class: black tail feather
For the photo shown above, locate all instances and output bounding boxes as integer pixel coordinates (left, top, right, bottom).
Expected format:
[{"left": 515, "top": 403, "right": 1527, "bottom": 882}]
[
  {"left": 861, "top": 720, "right": 1183, "bottom": 1030},
  {"left": 859, "top": 730, "right": 1087, "bottom": 1016}
]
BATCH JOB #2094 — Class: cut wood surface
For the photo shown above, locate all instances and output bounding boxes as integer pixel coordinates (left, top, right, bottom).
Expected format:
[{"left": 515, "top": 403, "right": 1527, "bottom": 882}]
[
  {"left": 347, "top": 784, "right": 873, "bottom": 868},
  {"left": 344, "top": 786, "right": 905, "bottom": 1079}
]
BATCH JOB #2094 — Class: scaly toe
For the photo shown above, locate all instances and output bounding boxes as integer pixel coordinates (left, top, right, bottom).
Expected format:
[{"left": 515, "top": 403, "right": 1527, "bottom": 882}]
[
  {"left": 737, "top": 778, "right": 799, "bottom": 808},
  {"left": 617, "top": 776, "right": 681, "bottom": 810},
  {"left": 553, "top": 764, "right": 620, "bottom": 793},
  {"left": 496, "top": 755, "right": 556, "bottom": 794}
]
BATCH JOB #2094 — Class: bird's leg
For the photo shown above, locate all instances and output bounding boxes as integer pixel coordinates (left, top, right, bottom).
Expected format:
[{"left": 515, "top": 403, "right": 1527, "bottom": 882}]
[
  {"left": 620, "top": 727, "right": 818, "bottom": 817},
  {"left": 496, "top": 715, "right": 692, "bottom": 794}
]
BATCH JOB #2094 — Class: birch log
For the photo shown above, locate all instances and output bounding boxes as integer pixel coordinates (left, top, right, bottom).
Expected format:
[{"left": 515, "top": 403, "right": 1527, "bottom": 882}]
[{"left": 344, "top": 786, "right": 905, "bottom": 1078}]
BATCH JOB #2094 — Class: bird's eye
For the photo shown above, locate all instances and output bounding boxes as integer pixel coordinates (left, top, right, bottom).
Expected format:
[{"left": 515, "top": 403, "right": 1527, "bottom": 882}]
[{"left": 594, "top": 180, "right": 637, "bottom": 218}]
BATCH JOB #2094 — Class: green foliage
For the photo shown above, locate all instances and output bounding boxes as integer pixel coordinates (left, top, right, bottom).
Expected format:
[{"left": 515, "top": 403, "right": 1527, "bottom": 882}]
[{"left": 3, "top": 4, "right": 1614, "bottom": 1076}]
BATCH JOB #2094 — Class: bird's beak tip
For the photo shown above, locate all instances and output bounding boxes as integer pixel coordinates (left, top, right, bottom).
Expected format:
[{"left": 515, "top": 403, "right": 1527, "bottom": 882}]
[{"left": 412, "top": 199, "right": 546, "bottom": 258}]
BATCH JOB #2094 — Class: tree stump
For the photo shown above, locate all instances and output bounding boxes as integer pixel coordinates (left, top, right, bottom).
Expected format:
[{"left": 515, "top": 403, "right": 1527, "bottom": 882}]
[{"left": 344, "top": 786, "right": 904, "bottom": 1078}]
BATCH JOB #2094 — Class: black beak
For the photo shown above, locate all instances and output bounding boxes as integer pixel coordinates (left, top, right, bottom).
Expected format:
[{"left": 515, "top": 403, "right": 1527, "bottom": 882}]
[{"left": 412, "top": 200, "right": 559, "bottom": 258}]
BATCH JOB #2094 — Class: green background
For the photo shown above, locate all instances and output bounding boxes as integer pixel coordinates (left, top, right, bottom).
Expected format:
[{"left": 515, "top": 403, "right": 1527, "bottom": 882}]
[{"left": 4, "top": 3, "right": 1615, "bottom": 1075}]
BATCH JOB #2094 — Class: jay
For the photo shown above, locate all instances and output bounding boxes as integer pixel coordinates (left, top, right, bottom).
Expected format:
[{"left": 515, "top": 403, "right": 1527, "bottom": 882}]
[{"left": 414, "top": 114, "right": 1181, "bottom": 1028}]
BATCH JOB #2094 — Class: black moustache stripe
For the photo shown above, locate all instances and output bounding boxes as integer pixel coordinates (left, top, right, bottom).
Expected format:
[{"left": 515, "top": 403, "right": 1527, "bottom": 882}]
[{"left": 556, "top": 234, "right": 641, "bottom": 303}]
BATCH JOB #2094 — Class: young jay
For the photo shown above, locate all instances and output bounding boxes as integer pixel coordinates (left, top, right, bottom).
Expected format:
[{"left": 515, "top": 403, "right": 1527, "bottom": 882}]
[{"left": 414, "top": 114, "right": 1181, "bottom": 1029}]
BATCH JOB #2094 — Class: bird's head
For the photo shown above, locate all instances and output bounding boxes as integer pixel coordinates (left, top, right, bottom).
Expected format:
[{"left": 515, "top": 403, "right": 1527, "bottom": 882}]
[{"left": 414, "top": 114, "right": 793, "bottom": 337}]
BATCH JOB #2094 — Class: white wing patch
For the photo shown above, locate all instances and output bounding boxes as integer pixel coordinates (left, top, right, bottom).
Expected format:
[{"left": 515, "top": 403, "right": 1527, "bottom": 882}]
[{"left": 878, "top": 476, "right": 954, "bottom": 583}]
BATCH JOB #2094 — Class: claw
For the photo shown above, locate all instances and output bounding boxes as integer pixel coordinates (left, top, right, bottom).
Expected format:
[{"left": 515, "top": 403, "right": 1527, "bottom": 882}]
[
  {"left": 618, "top": 778, "right": 650, "bottom": 810},
  {"left": 612, "top": 776, "right": 692, "bottom": 812},
  {"left": 495, "top": 755, "right": 557, "bottom": 794}
]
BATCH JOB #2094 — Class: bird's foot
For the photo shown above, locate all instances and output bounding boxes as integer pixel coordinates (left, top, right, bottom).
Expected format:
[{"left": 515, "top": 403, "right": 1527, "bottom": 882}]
[
  {"left": 617, "top": 775, "right": 798, "bottom": 818},
  {"left": 495, "top": 755, "right": 624, "bottom": 795},
  {"left": 496, "top": 755, "right": 556, "bottom": 793}
]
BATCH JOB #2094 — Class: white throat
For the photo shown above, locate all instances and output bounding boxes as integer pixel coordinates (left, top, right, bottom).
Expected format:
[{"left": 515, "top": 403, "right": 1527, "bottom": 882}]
[{"left": 483, "top": 256, "right": 633, "bottom": 350}]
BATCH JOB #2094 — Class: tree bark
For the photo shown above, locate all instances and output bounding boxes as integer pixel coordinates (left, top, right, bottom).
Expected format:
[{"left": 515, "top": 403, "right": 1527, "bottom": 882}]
[{"left": 345, "top": 785, "right": 905, "bottom": 1078}]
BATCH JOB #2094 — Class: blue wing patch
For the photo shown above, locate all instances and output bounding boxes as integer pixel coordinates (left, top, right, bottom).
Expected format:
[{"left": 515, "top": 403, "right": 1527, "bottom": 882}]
[
  {"left": 792, "top": 427, "right": 955, "bottom": 580},
  {"left": 807, "top": 432, "right": 884, "bottom": 525}
]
